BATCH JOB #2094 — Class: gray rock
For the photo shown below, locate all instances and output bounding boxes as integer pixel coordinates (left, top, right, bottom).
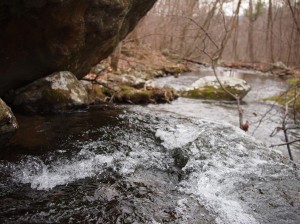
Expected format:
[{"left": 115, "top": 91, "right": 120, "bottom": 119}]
[
  {"left": 273, "top": 61, "right": 287, "bottom": 69},
  {"left": 0, "top": 0, "right": 157, "bottom": 96},
  {"left": 107, "top": 74, "right": 146, "bottom": 88},
  {"left": 90, "top": 64, "right": 107, "bottom": 75},
  {"left": 0, "top": 98, "right": 18, "bottom": 145},
  {"left": 11, "top": 71, "right": 89, "bottom": 114},
  {"left": 181, "top": 76, "right": 251, "bottom": 100}
]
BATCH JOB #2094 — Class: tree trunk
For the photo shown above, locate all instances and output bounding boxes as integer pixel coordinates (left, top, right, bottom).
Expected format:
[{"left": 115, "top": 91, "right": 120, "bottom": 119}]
[
  {"left": 266, "top": 0, "right": 274, "bottom": 62},
  {"left": 185, "top": 0, "right": 220, "bottom": 57},
  {"left": 179, "top": 0, "right": 197, "bottom": 56},
  {"left": 232, "top": 16, "right": 239, "bottom": 62},
  {"left": 248, "top": 0, "right": 255, "bottom": 63},
  {"left": 110, "top": 42, "right": 122, "bottom": 71}
]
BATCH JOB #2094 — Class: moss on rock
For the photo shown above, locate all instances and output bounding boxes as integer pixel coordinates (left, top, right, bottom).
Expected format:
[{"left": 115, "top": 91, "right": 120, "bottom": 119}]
[
  {"left": 106, "top": 85, "right": 178, "bottom": 105},
  {"left": 10, "top": 71, "right": 89, "bottom": 114},
  {"left": 286, "top": 78, "right": 300, "bottom": 86},
  {"left": 264, "top": 76, "right": 300, "bottom": 114},
  {"left": 42, "top": 89, "right": 69, "bottom": 104},
  {"left": 162, "top": 64, "right": 191, "bottom": 75},
  {"left": 113, "top": 86, "right": 150, "bottom": 104},
  {"left": 180, "top": 76, "right": 251, "bottom": 101},
  {"left": 264, "top": 89, "right": 300, "bottom": 114}
]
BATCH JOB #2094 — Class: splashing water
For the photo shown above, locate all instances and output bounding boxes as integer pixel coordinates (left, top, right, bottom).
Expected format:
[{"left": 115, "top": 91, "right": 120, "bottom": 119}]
[{"left": 0, "top": 69, "right": 300, "bottom": 223}]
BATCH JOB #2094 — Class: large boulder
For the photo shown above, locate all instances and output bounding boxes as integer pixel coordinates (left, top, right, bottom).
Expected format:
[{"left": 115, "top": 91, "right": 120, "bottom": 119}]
[
  {"left": 9, "top": 71, "right": 89, "bottom": 114},
  {"left": 0, "top": 0, "right": 157, "bottom": 96},
  {"left": 180, "top": 76, "right": 251, "bottom": 100},
  {"left": 0, "top": 98, "right": 18, "bottom": 145}
]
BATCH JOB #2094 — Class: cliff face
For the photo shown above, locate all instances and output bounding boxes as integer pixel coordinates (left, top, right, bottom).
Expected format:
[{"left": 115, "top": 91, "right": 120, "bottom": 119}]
[{"left": 0, "top": 0, "right": 156, "bottom": 96}]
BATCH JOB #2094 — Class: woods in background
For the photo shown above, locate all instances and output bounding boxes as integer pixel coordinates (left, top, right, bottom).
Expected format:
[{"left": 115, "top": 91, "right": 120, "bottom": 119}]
[{"left": 127, "top": 0, "right": 300, "bottom": 67}]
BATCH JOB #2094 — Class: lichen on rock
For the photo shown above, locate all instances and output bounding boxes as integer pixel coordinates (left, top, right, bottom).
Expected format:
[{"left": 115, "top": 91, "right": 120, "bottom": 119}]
[
  {"left": 103, "top": 84, "right": 178, "bottom": 105},
  {"left": 181, "top": 76, "right": 251, "bottom": 100},
  {"left": 10, "top": 71, "right": 89, "bottom": 114}
]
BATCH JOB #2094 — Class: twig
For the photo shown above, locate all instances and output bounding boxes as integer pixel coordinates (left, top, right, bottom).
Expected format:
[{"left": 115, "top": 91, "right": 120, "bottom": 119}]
[
  {"left": 180, "top": 16, "right": 220, "bottom": 50},
  {"left": 282, "top": 91, "right": 300, "bottom": 160},
  {"left": 270, "top": 139, "right": 300, "bottom": 148},
  {"left": 251, "top": 102, "right": 277, "bottom": 135}
]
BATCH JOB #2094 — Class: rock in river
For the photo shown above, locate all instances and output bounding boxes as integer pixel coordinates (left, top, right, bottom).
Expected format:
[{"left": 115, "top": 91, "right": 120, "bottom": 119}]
[
  {"left": 0, "top": 98, "right": 18, "bottom": 145},
  {"left": 9, "top": 71, "right": 89, "bottom": 114},
  {"left": 181, "top": 76, "right": 251, "bottom": 100},
  {"left": 81, "top": 80, "right": 107, "bottom": 104},
  {"left": 0, "top": 0, "right": 157, "bottom": 96}
]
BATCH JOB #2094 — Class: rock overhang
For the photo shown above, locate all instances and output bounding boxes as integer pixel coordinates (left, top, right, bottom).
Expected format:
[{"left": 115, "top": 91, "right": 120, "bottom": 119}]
[{"left": 0, "top": 0, "right": 157, "bottom": 96}]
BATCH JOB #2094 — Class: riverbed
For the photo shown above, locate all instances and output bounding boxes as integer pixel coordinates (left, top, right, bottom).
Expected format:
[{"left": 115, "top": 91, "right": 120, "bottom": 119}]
[{"left": 0, "top": 67, "right": 299, "bottom": 223}]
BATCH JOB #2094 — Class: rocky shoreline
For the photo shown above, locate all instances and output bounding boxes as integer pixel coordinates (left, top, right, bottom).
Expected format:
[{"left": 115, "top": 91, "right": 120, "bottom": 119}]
[
  {"left": 0, "top": 45, "right": 190, "bottom": 145},
  {"left": 1, "top": 43, "right": 298, "bottom": 145}
]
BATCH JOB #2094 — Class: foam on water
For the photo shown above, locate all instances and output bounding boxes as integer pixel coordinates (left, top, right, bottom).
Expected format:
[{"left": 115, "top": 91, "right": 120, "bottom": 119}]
[
  {"left": 3, "top": 107, "right": 299, "bottom": 223},
  {"left": 11, "top": 123, "right": 172, "bottom": 191},
  {"left": 13, "top": 151, "right": 114, "bottom": 190},
  {"left": 155, "top": 123, "right": 202, "bottom": 150},
  {"left": 153, "top": 115, "right": 298, "bottom": 224}
]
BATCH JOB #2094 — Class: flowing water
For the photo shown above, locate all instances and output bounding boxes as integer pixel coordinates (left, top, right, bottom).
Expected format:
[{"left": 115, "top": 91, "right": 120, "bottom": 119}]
[{"left": 0, "top": 67, "right": 299, "bottom": 223}]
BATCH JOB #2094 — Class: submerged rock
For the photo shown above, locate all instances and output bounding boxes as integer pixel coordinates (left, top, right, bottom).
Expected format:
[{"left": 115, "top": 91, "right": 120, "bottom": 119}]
[
  {"left": 10, "top": 71, "right": 89, "bottom": 114},
  {"left": 181, "top": 76, "right": 251, "bottom": 100},
  {"left": 0, "top": 98, "right": 18, "bottom": 145}
]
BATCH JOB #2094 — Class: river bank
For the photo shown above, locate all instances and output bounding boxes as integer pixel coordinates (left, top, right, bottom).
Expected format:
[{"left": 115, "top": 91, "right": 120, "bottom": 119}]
[
  {"left": 1, "top": 46, "right": 300, "bottom": 223},
  {"left": 1, "top": 102, "right": 299, "bottom": 223}
]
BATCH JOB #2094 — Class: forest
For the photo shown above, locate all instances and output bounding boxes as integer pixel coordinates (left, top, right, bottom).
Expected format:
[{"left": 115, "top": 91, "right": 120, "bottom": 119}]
[
  {"left": 0, "top": 0, "right": 299, "bottom": 223},
  {"left": 131, "top": 0, "right": 300, "bottom": 66}
]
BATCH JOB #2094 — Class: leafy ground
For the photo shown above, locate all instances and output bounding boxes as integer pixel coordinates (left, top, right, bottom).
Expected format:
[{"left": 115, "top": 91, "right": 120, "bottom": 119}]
[{"left": 81, "top": 43, "right": 194, "bottom": 105}]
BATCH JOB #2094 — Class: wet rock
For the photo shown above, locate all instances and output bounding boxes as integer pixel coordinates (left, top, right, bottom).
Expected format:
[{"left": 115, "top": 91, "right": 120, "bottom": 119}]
[
  {"left": 149, "top": 86, "right": 179, "bottom": 103},
  {"left": 109, "top": 85, "right": 178, "bottom": 104},
  {"left": 0, "top": 0, "right": 157, "bottom": 96},
  {"left": 162, "top": 64, "right": 190, "bottom": 75},
  {"left": 81, "top": 80, "right": 107, "bottom": 104},
  {"left": 181, "top": 76, "right": 251, "bottom": 100},
  {"left": 153, "top": 70, "right": 165, "bottom": 78},
  {"left": 81, "top": 71, "right": 178, "bottom": 105},
  {"left": 94, "top": 171, "right": 215, "bottom": 224},
  {"left": 113, "top": 86, "right": 152, "bottom": 104},
  {"left": 108, "top": 74, "right": 146, "bottom": 88},
  {"left": 10, "top": 71, "right": 89, "bottom": 114},
  {"left": 0, "top": 98, "right": 18, "bottom": 145}
]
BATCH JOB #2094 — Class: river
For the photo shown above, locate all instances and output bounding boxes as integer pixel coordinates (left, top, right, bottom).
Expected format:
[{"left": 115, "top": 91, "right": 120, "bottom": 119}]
[{"left": 0, "top": 67, "right": 299, "bottom": 223}]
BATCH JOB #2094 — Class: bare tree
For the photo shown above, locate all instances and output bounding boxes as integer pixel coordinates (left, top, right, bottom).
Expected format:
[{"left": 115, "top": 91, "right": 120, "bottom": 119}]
[
  {"left": 133, "top": 0, "right": 300, "bottom": 66},
  {"left": 266, "top": 0, "right": 274, "bottom": 62}
]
